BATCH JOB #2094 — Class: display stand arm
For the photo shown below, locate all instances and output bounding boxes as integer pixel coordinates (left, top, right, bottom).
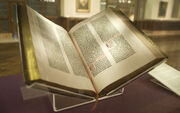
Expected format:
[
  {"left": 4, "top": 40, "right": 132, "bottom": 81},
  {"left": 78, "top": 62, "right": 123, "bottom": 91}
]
[{"left": 52, "top": 88, "right": 124, "bottom": 112}]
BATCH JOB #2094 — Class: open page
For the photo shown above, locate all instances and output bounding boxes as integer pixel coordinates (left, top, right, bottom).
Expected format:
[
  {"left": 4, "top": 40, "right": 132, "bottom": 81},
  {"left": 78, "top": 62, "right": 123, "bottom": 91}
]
[
  {"left": 69, "top": 8, "right": 157, "bottom": 93},
  {"left": 149, "top": 63, "right": 180, "bottom": 96},
  {"left": 26, "top": 6, "right": 94, "bottom": 92}
]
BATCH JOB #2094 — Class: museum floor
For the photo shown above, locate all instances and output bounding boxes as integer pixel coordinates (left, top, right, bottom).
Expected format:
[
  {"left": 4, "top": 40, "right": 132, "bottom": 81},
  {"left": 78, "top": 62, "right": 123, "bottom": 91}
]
[{"left": 0, "top": 30, "right": 180, "bottom": 77}]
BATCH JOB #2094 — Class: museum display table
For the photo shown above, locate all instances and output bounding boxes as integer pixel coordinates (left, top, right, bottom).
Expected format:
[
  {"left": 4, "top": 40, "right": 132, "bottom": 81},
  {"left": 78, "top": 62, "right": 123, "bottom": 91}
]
[{"left": 0, "top": 73, "right": 180, "bottom": 113}]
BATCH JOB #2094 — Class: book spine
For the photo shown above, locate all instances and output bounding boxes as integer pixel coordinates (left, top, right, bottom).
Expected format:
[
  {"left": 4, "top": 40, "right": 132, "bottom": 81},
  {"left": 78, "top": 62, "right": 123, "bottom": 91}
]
[{"left": 68, "top": 33, "right": 99, "bottom": 100}]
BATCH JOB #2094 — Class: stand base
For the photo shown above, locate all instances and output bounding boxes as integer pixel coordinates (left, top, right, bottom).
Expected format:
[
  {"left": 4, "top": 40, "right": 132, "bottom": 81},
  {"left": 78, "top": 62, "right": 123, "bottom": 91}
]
[{"left": 52, "top": 88, "right": 124, "bottom": 112}]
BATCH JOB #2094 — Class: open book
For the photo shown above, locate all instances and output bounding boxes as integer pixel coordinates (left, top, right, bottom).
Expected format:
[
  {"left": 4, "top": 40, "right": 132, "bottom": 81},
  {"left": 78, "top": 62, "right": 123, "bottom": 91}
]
[{"left": 17, "top": 5, "right": 167, "bottom": 98}]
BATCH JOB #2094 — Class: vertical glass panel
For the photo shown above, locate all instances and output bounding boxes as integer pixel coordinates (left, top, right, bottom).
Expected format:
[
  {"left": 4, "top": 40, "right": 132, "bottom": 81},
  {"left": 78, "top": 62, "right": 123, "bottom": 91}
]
[
  {"left": 107, "top": 0, "right": 118, "bottom": 8},
  {"left": 1, "top": 20, "right": 8, "bottom": 32},
  {"left": 0, "top": 0, "right": 8, "bottom": 16},
  {"left": 44, "top": 0, "right": 57, "bottom": 16},
  {"left": 12, "top": 5, "right": 17, "bottom": 23},
  {"left": 100, "top": 0, "right": 107, "bottom": 11},
  {"left": 117, "top": 0, "right": 135, "bottom": 21},
  {"left": 27, "top": 0, "right": 42, "bottom": 14}
]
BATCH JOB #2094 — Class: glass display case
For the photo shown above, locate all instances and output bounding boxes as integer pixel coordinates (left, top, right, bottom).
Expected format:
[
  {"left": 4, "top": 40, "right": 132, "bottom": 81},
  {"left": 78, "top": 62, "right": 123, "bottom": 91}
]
[{"left": 0, "top": 0, "right": 180, "bottom": 113}]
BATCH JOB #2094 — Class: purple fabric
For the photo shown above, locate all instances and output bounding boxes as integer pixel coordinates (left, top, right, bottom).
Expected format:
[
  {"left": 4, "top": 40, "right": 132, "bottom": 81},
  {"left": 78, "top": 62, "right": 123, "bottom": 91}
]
[
  {"left": 0, "top": 74, "right": 180, "bottom": 113},
  {"left": 0, "top": 75, "right": 25, "bottom": 113}
]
